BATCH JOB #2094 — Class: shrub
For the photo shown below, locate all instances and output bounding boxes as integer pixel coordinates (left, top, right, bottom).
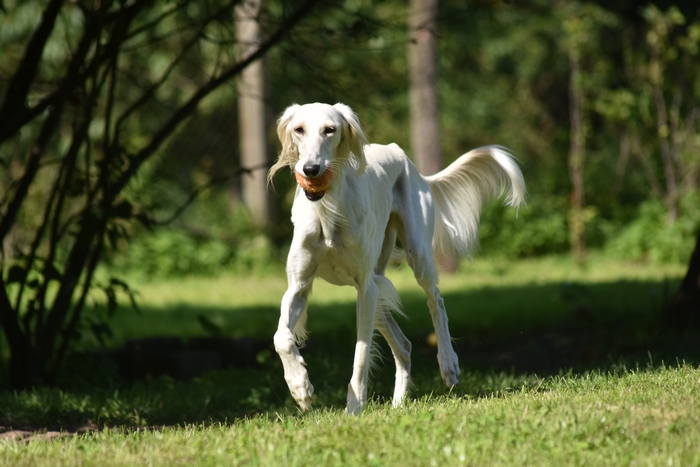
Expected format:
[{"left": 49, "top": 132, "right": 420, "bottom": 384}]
[{"left": 605, "top": 192, "right": 700, "bottom": 263}]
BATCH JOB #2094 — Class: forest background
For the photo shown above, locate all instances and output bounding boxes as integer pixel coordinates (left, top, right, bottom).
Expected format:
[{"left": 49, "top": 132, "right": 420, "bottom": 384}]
[{"left": 0, "top": 0, "right": 699, "bottom": 388}]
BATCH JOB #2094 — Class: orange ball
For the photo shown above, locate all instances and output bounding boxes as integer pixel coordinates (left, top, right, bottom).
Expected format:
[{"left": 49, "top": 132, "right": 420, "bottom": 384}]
[{"left": 295, "top": 168, "right": 334, "bottom": 195}]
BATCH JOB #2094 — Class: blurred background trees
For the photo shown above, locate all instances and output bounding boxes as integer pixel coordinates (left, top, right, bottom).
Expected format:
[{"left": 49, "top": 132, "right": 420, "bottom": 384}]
[{"left": 1, "top": 0, "right": 699, "bottom": 387}]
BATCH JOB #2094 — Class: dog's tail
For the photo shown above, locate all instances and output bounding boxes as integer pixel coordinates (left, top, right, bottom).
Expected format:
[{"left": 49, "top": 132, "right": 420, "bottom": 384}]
[{"left": 424, "top": 145, "right": 526, "bottom": 259}]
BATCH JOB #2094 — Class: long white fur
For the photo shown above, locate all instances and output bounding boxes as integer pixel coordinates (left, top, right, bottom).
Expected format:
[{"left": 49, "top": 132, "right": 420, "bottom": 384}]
[
  {"left": 269, "top": 102, "right": 526, "bottom": 414},
  {"left": 427, "top": 146, "right": 526, "bottom": 258}
]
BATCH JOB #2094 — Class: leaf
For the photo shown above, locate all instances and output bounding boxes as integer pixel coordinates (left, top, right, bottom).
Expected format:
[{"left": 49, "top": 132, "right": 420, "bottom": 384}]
[
  {"left": 109, "top": 277, "right": 140, "bottom": 312},
  {"left": 106, "top": 227, "right": 120, "bottom": 251},
  {"left": 6, "top": 264, "right": 28, "bottom": 284},
  {"left": 197, "top": 314, "right": 224, "bottom": 337},
  {"left": 89, "top": 320, "right": 113, "bottom": 348},
  {"left": 103, "top": 286, "right": 117, "bottom": 317}
]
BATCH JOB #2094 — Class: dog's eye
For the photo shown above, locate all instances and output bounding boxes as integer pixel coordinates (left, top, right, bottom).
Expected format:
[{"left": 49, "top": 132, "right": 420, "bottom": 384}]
[
  {"left": 324, "top": 126, "right": 336, "bottom": 135},
  {"left": 294, "top": 127, "right": 304, "bottom": 135}
]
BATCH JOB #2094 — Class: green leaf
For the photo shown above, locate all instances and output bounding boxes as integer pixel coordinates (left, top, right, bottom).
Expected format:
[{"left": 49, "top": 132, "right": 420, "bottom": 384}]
[
  {"left": 197, "top": 314, "right": 224, "bottom": 337},
  {"left": 6, "top": 264, "right": 28, "bottom": 284},
  {"left": 109, "top": 277, "right": 140, "bottom": 312},
  {"left": 89, "top": 320, "right": 113, "bottom": 348},
  {"left": 103, "top": 286, "right": 117, "bottom": 317}
]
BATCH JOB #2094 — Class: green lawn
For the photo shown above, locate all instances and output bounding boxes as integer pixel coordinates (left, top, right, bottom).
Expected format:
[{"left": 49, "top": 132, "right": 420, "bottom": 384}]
[
  {"left": 1, "top": 255, "right": 699, "bottom": 466},
  {"left": 4, "top": 366, "right": 700, "bottom": 466}
]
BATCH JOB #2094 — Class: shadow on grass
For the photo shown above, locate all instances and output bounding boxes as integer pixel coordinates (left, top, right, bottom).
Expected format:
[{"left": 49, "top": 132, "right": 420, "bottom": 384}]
[{"left": 2, "top": 277, "right": 699, "bottom": 434}]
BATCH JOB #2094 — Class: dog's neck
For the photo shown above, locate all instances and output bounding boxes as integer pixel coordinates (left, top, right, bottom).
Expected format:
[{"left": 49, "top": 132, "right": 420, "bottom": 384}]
[{"left": 304, "top": 168, "right": 354, "bottom": 248}]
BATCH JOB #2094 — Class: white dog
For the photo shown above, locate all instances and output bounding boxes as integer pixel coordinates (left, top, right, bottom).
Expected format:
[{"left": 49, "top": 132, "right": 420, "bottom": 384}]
[{"left": 269, "top": 102, "right": 526, "bottom": 414}]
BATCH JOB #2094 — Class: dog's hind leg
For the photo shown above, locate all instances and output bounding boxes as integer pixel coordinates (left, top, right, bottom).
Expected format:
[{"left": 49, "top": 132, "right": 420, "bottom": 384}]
[
  {"left": 405, "top": 245, "right": 461, "bottom": 388},
  {"left": 275, "top": 276, "right": 315, "bottom": 411}
]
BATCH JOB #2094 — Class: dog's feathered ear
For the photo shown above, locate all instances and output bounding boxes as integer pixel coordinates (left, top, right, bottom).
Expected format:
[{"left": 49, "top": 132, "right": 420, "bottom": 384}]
[
  {"left": 268, "top": 104, "right": 300, "bottom": 185},
  {"left": 333, "top": 103, "right": 367, "bottom": 175}
]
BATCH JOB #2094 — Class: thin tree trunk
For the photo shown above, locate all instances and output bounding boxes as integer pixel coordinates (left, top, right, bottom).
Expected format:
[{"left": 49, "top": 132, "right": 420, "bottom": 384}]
[
  {"left": 568, "top": 53, "right": 586, "bottom": 266},
  {"left": 408, "top": 0, "right": 453, "bottom": 271},
  {"left": 236, "top": 0, "right": 276, "bottom": 227},
  {"left": 408, "top": 0, "right": 441, "bottom": 177}
]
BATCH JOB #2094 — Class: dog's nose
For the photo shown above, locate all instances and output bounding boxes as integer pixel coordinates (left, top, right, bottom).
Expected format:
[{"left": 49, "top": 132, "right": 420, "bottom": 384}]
[{"left": 303, "top": 164, "right": 321, "bottom": 177}]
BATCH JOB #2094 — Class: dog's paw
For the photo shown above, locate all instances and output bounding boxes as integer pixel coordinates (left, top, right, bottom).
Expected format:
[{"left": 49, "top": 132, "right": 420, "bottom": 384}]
[
  {"left": 345, "top": 384, "right": 366, "bottom": 415},
  {"left": 288, "top": 377, "right": 314, "bottom": 411},
  {"left": 438, "top": 350, "right": 460, "bottom": 387}
]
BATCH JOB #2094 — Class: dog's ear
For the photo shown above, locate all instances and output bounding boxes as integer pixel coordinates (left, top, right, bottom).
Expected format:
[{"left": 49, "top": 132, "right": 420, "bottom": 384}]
[
  {"left": 269, "top": 104, "right": 300, "bottom": 184},
  {"left": 333, "top": 103, "right": 368, "bottom": 175}
]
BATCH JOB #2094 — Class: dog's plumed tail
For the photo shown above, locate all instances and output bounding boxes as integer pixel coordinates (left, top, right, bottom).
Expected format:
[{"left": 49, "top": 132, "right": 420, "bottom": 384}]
[{"left": 424, "top": 146, "right": 526, "bottom": 259}]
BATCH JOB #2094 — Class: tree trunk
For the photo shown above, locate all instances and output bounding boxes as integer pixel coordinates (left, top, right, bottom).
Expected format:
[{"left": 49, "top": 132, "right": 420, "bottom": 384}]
[
  {"left": 408, "top": 0, "right": 454, "bottom": 271},
  {"left": 408, "top": 0, "right": 441, "bottom": 177},
  {"left": 568, "top": 53, "right": 586, "bottom": 266},
  {"left": 236, "top": 0, "right": 277, "bottom": 228},
  {"left": 666, "top": 231, "right": 700, "bottom": 327}
]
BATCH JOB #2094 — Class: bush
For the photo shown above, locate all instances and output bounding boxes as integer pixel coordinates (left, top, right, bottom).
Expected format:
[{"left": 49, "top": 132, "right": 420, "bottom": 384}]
[
  {"left": 478, "top": 193, "right": 570, "bottom": 257},
  {"left": 107, "top": 184, "right": 284, "bottom": 279},
  {"left": 111, "top": 229, "right": 232, "bottom": 278},
  {"left": 605, "top": 192, "right": 700, "bottom": 263}
]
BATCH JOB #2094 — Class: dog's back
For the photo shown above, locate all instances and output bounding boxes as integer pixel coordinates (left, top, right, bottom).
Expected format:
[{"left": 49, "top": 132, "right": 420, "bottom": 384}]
[{"left": 361, "top": 143, "right": 526, "bottom": 261}]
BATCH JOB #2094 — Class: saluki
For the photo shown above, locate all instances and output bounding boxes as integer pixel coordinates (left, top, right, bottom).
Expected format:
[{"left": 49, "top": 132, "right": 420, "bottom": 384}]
[{"left": 268, "top": 102, "right": 526, "bottom": 414}]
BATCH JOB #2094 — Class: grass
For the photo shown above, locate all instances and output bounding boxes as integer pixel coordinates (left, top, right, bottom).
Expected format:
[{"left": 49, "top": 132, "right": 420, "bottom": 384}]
[
  {"left": 3, "top": 367, "right": 700, "bottom": 466},
  {"left": 1, "top": 254, "right": 699, "bottom": 466}
]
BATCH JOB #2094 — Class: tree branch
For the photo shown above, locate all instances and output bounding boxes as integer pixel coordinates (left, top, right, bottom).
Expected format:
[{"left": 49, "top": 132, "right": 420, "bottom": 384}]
[
  {"left": 112, "top": 2, "right": 235, "bottom": 146},
  {"left": 0, "top": 103, "right": 64, "bottom": 244},
  {"left": 107, "top": 0, "right": 321, "bottom": 202},
  {"left": 0, "top": 0, "right": 65, "bottom": 136}
]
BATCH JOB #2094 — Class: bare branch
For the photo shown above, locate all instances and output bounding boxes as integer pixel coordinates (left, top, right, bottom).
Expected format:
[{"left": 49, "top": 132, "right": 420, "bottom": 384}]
[
  {"left": 112, "top": 3, "right": 235, "bottom": 143},
  {"left": 0, "top": 0, "right": 65, "bottom": 135},
  {"left": 0, "top": 103, "right": 64, "bottom": 244},
  {"left": 140, "top": 161, "right": 272, "bottom": 228},
  {"left": 107, "top": 0, "right": 321, "bottom": 202}
]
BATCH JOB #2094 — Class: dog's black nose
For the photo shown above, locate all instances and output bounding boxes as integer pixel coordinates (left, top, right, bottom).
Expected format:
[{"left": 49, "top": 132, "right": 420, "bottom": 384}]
[{"left": 303, "top": 164, "right": 321, "bottom": 177}]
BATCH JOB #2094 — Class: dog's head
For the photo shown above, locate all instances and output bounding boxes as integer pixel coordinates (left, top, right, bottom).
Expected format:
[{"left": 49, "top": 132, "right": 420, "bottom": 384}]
[{"left": 269, "top": 103, "right": 368, "bottom": 200}]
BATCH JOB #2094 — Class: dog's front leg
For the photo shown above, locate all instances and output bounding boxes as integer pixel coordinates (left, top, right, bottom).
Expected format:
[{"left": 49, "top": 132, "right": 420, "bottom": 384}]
[
  {"left": 346, "top": 278, "right": 379, "bottom": 415},
  {"left": 275, "top": 249, "right": 316, "bottom": 411}
]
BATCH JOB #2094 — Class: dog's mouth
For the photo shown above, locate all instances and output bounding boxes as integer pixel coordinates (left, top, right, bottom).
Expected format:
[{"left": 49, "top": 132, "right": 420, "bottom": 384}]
[
  {"left": 295, "top": 168, "right": 334, "bottom": 202},
  {"left": 304, "top": 190, "right": 325, "bottom": 201}
]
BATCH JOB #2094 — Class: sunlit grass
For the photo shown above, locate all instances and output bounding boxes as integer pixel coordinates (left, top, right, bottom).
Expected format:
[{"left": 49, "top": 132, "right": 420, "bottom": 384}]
[
  {"left": 1, "top": 254, "right": 697, "bottom": 466},
  {"left": 105, "top": 253, "right": 685, "bottom": 344},
  {"left": 128, "top": 253, "right": 686, "bottom": 308},
  {"left": 2, "top": 365, "right": 699, "bottom": 466}
]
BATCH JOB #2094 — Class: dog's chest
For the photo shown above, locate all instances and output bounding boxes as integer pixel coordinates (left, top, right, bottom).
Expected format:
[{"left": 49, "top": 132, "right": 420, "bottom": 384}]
[{"left": 314, "top": 223, "right": 369, "bottom": 287}]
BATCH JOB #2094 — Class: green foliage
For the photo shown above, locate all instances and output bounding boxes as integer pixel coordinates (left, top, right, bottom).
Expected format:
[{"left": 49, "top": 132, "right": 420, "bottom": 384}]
[
  {"left": 81, "top": 0, "right": 699, "bottom": 272},
  {"left": 113, "top": 229, "right": 233, "bottom": 278},
  {"left": 0, "top": 0, "right": 323, "bottom": 388},
  {"left": 107, "top": 196, "right": 280, "bottom": 279},
  {"left": 606, "top": 192, "right": 700, "bottom": 264},
  {"left": 479, "top": 194, "right": 569, "bottom": 257}
]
